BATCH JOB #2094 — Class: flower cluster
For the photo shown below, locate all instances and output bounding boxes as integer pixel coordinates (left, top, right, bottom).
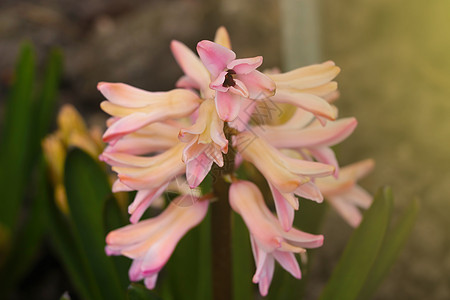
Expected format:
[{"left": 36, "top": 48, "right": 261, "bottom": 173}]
[{"left": 100, "top": 27, "right": 374, "bottom": 296}]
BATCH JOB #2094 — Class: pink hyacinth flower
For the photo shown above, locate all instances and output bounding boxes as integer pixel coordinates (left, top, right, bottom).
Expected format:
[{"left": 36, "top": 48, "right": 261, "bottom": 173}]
[
  {"left": 229, "top": 181, "right": 323, "bottom": 296},
  {"left": 98, "top": 82, "right": 201, "bottom": 143},
  {"left": 316, "top": 159, "right": 375, "bottom": 227},
  {"left": 100, "top": 143, "right": 186, "bottom": 222},
  {"left": 105, "top": 198, "right": 209, "bottom": 289},
  {"left": 268, "top": 61, "right": 341, "bottom": 125},
  {"left": 196, "top": 40, "right": 275, "bottom": 121},
  {"left": 256, "top": 116, "right": 358, "bottom": 176},
  {"left": 178, "top": 99, "right": 228, "bottom": 188},
  {"left": 236, "top": 131, "right": 334, "bottom": 231},
  {"left": 103, "top": 121, "right": 181, "bottom": 156}
]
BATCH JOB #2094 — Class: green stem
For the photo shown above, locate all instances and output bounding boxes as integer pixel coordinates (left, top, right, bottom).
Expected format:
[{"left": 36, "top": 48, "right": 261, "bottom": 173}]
[{"left": 210, "top": 123, "right": 236, "bottom": 300}]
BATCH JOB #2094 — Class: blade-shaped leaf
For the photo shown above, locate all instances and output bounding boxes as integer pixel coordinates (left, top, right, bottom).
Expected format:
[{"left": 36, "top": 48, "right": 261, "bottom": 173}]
[
  {"left": 0, "top": 43, "right": 35, "bottom": 229},
  {"left": 33, "top": 48, "right": 63, "bottom": 145},
  {"left": 64, "top": 148, "right": 125, "bottom": 300},
  {"left": 357, "top": 198, "right": 419, "bottom": 299},
  {"left": 319, "top": 187, "right": 393, "bottom": 300},
  {"left": 0, "top": 158, "right": 49, "bottom": 291},
  {"left": 45, "top": 167, "right": 97, "bottom": 300}
]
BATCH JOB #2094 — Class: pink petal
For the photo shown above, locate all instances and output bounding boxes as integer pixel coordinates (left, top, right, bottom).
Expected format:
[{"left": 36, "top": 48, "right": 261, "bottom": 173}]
[
  {"left": 228, "top": 97, "right": 256, "bottom": 131},
  {"left": 260, "top": 117, "right": 357, "bottom": 148},
  {"left": 209, "top": 71, "right": 230, "bottom": 92},
  {"left": 144, "top": 274, "right": 158, "bottom": 289},
  {"left": 97, "top": 82, "right": 156, "bottom": 107},
  {"left": 308, "top": 147, "right": 339, "bottom": 178},
  {"left": 269, "top": 183, "right": 295, "bottom": 232},
  {"left": 171, "top": 40, "right": 210, "bottom": 92},
  {"left": 273, "top": 251, "right": 301, "bottom": 279},
  {"left": 229, "top": 79, "right": 249, "bottom": 97},
  {"left": 284, "top": 228, "right": 324, "bottom": 249},
  {"left": 215, "top": 91, "right": 242, "bottom": 121},
  {"left": 295, "top": 182, "right": 324, "bottom": 203},
  {"left": 237, "top": 70, "right": 276, "bottom": 99},
  {"left": 129, "top": 184, "right": 168, "bottom": 224},
  {"left": 105, "top": 135, "right": 176, "bottom": 155},
  {"left": 197, "top": 40, "right": 236, "bottom": 78},
  {"left": 281, "top": 155, "right": 335, "bottom": 177},
  {"left": 257, "top": 255, "right": 275, "bottom": 297},
  {"left": 327, "top": 196, "right": 363, "bottom": 227},
  {"left": 271, "top": 89, "right": 337, "bottom": 121},
  {"left": 227, "top": 56, "right": 263, "bottom": 74},
  {"left": 186, "top": 153, "right": 214, "bottom": 188},
  {"left": 344, "top": 185, "right": 373, "bottom": 209},
  {"left": 269, "top": 61, "right": 340, "bottom": 89},
  {"left": 340, "top": 159, "right": 375, "bottom": 181},
  {"left": 103, "top": 112, "right": 153, "bottom": 143},
  {"left": 129, "top": 259, "right": 145, "bottom": 281}
]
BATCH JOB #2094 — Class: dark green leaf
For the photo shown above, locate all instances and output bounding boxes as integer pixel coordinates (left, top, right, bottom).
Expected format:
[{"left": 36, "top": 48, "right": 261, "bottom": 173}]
[
  {"left": 0, "top": 157, "right": 49, "bottom": 290},
  {"left": 357, "top": 198, "right": 419, "bottom": 299},
  {"left": 319, "top": 187, "right": 393, "bottom": 300},
  {"left": 45, "top": 169, "right": 96, "bottom": 300},
  {"left": 0, "top": 43, "right": 35, "bottom": 229},
  {"left": 33, "top": 48, "right": 63, "bottom": 144},
  {"left": 65, "top": 148, "right": 125, "bottom": 300}
]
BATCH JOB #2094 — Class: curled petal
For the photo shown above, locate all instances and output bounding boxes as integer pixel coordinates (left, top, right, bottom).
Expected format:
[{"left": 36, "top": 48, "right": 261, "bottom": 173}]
[
  {"left": 197, "top": 40, "right": 236, "bottom": 78},
  {"left": 237, "top": 70, "right": 276, "bottom": 99},
  {"left": 227, "top": 56, "right": 263, "bottom": 74}
]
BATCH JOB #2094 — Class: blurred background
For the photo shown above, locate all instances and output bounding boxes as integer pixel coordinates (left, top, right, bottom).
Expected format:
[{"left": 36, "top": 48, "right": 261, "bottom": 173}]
[{"left": 0, "top": 0, "right": 449, "bottom": 299}]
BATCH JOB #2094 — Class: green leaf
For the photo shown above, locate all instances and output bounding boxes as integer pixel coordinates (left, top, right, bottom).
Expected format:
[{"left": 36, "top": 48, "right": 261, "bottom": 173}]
[
  {"left": 65, "top": 148, "right": 125, "bottom": 300},
  {"left": 319, "top": 187, "right": 393, "bottom": 300},
  {"left": 127, "top": 283, "right": 162, "bottom": 300},
  {"left": 0, "top": 42, "right": 35, "bottom": 229},
  {"left": 0, "top": 157, "right": 49, "bottom": 291},
  {"left": 45, "top": 168, "right": 95, "bottom": 300},
  {"left": 33, "top": 48, "right": 63, "bottom": 144},
  {"left": 357, "top": 198, "right": 419, "bottom": 299},
  {"left": 232, "top": 212, "right": 254, "bottom": 300}
]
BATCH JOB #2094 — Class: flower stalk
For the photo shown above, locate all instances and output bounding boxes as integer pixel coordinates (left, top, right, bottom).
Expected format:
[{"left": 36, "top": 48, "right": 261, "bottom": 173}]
[{"left": 210, "top": 123, "right": 236, "bottom": 300}]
